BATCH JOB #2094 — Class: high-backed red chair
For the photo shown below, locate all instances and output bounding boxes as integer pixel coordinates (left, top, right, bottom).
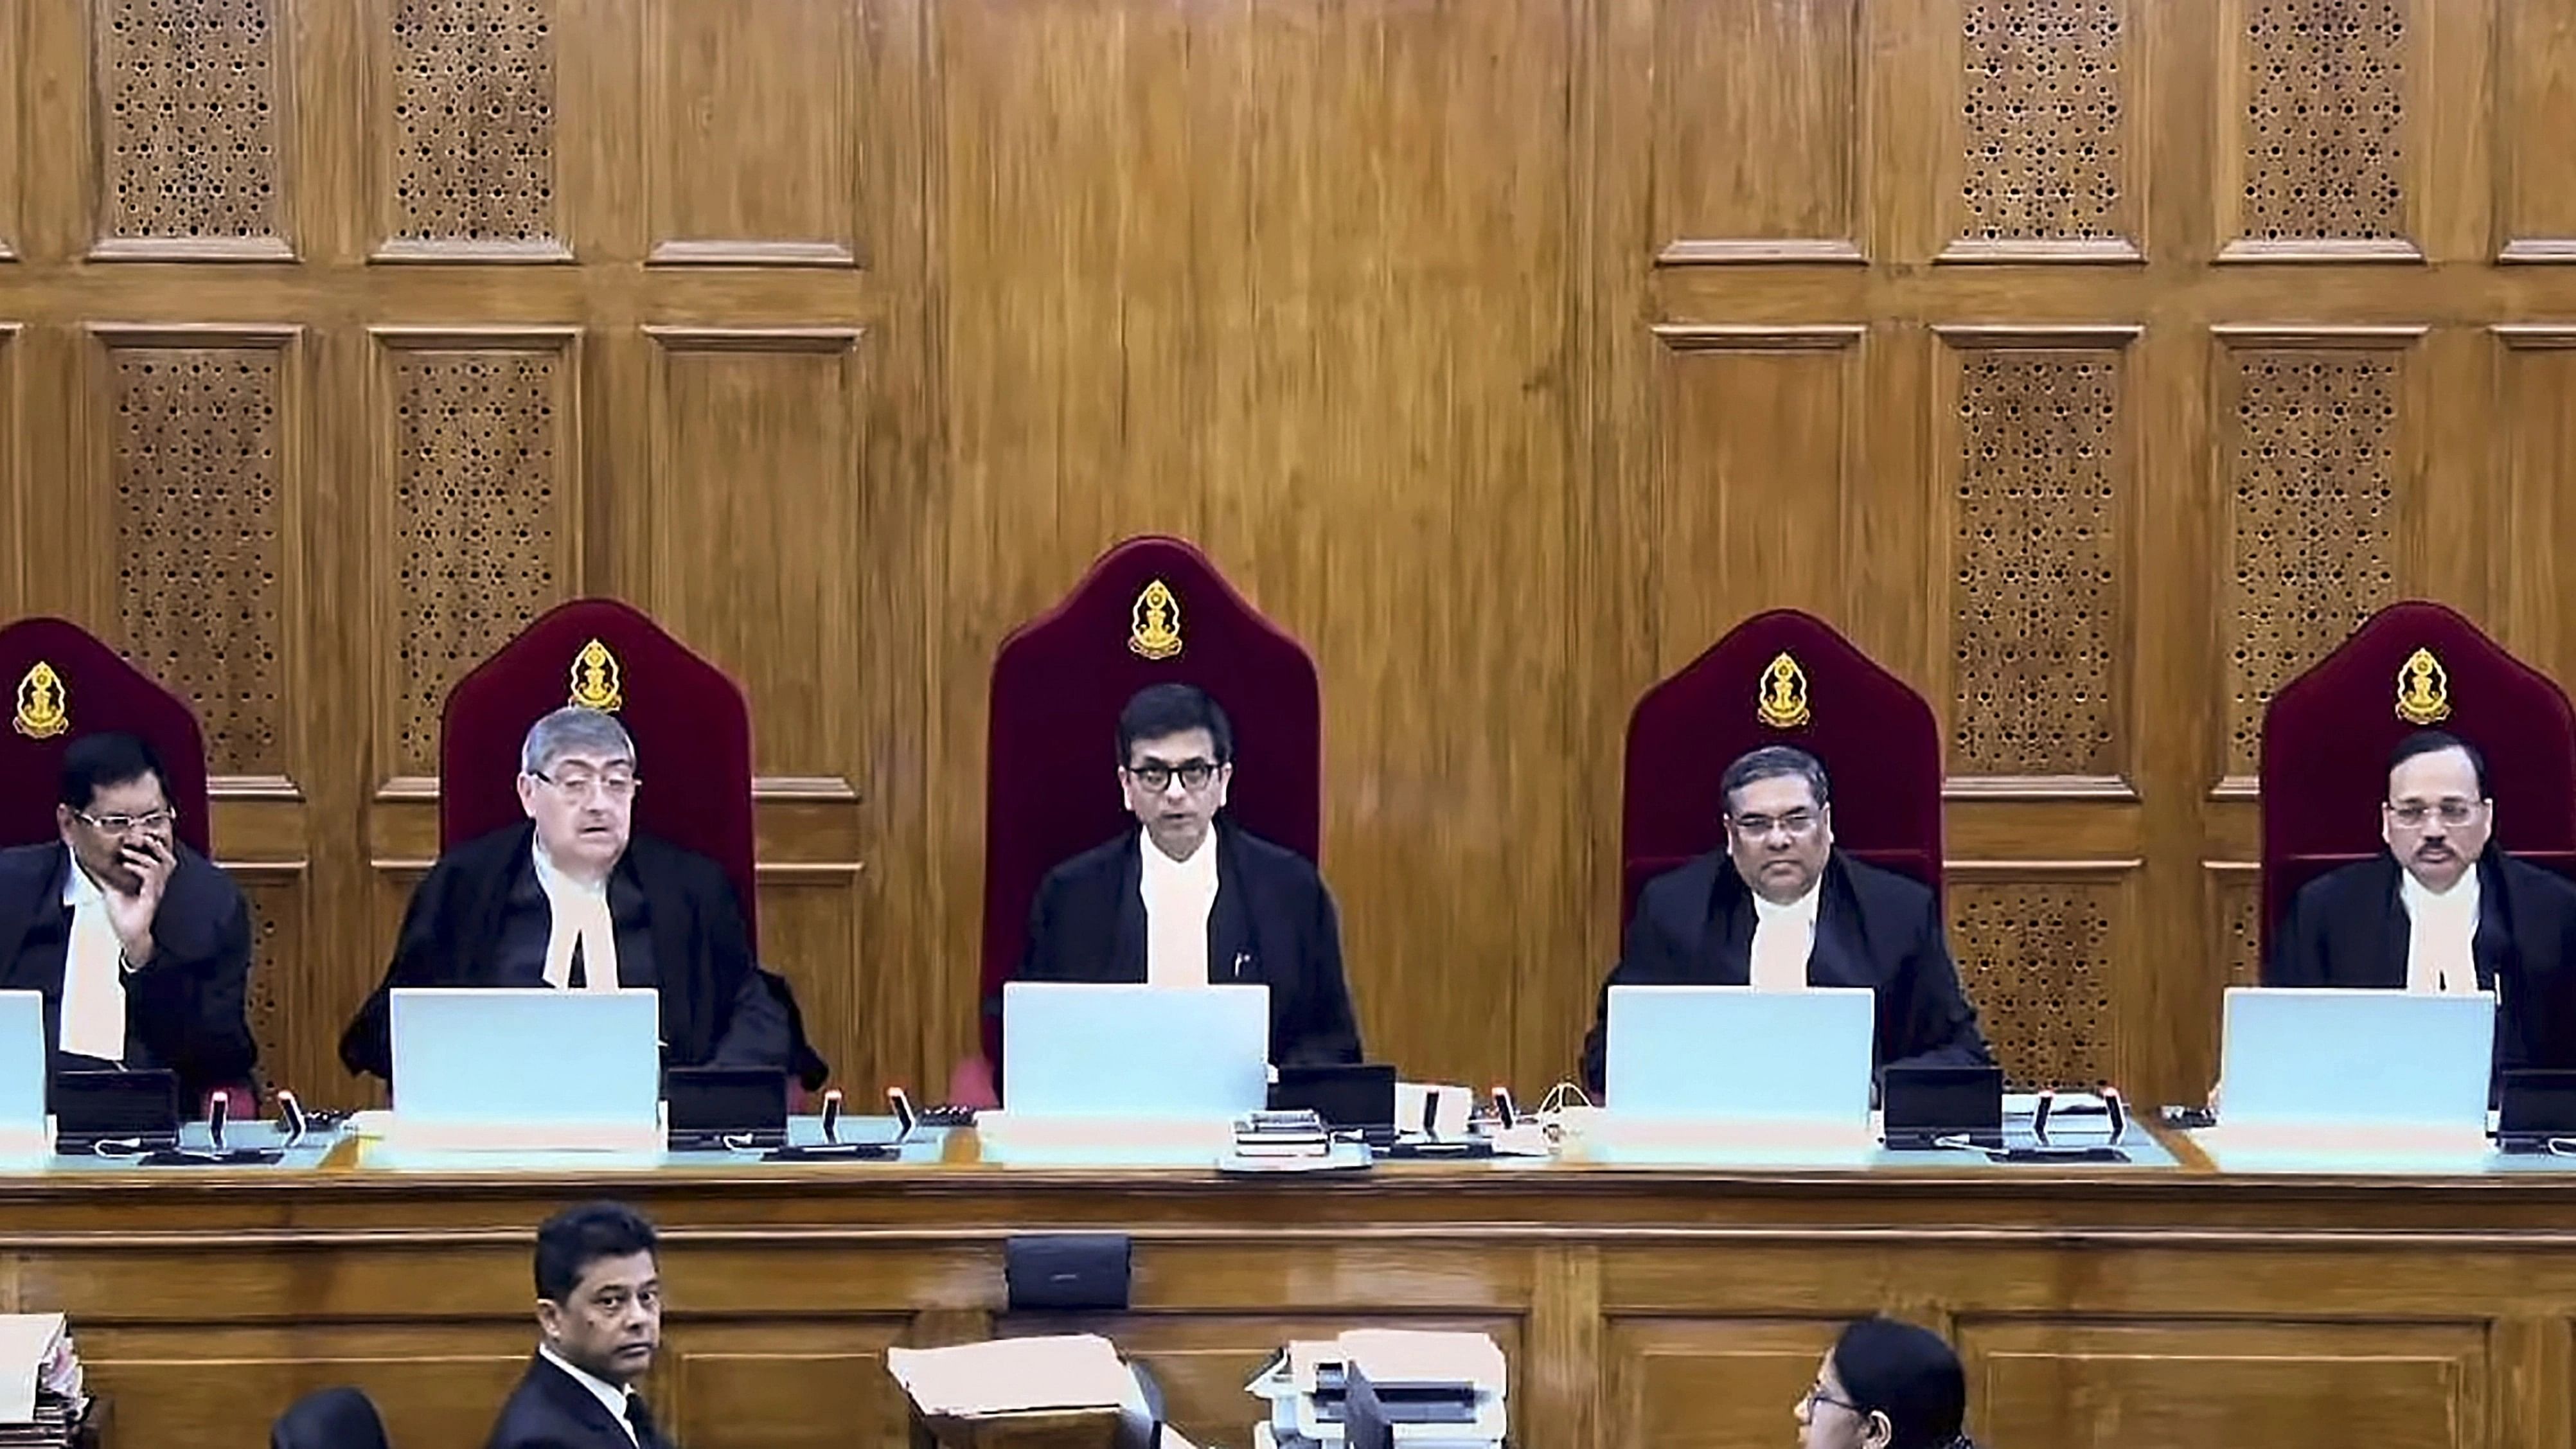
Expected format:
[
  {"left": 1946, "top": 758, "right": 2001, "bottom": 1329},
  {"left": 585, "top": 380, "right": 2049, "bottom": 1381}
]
[
  {"left": 2259, "top": 600, "right": 2576, "bottom": 952},
  {"left": 1624, "top": 609, "right": 1943, "bottom": 915},
  {"left": 0, "top": 618, "right": 212, "bottom": 857},
  {"left": 1, "top": 616, "right": 247, "bottom": 1114},
  {"left": 440, "top": 598, "right": 759, "bottom": 939},
  {"left": 972, "top": 537, "right": 1322, "bottom": 1089}
]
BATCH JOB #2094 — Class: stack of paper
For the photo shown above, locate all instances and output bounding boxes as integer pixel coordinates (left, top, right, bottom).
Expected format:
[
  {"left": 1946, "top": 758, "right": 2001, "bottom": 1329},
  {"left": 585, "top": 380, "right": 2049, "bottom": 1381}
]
[
  {"left": 887, "top": 1334, "right": 1160, "bottom": 1449},
  {"left": 0, "top": 1315, "right": 87, "bottom": 1448},
  {"left": 1245, "top": 1330, "right": 1506, "bottom": 1448}
]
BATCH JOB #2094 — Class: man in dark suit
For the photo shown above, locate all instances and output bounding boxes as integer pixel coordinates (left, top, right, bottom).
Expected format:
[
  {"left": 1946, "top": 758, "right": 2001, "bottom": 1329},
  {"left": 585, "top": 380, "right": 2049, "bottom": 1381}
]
[
  {"left": 339, "top": 706, "right": 792, "bottom": 1081},
  {"left": 487, "top": 1200, "right": 675, "bottom": 1449},
  {"left": 2267, "top": 729, "right": 2576, "bottom": 1074},
  {"left": 0, "top": 732, "right": 256, "bottom": 1106},
  {"left": 1013, "top": 682, "right": 1362, "bottom": 1066},
  {"left": 1581, "top": 745, "right": 1991, "bottom": 1094}
]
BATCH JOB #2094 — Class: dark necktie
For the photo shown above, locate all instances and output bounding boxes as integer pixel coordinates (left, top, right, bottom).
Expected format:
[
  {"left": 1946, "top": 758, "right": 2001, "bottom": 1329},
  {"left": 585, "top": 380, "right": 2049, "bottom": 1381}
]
[
  {"left": 623, "top": 1392, "right": 658, "bottom": 1448},
  {"left": 567, "top": 938, "right": 587, "bottom": 991}
]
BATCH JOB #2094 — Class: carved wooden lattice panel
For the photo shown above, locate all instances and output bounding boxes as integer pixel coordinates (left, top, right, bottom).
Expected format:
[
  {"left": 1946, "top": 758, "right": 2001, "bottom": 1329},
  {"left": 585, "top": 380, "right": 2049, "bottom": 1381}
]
[
  {"left": 1951, "top": 349, "right": 2122, "bottom": 775},
  {"left": 1950, "top": 881, "right": 2117, "bottom": 1089},
  {"left": 2215, "top": 871, "right": 2264, "bottom": 986},
  {"left": 1960, "top": 0, "right": 2126, "bottom": 242},
  {"left": 2222, "top": 351, "right": 2400, "bottom": 776},
  {"left": 391, "top": 350, "right": 567, "bottom": 774},
  {"left": 96, "top": 0, "right": 284, "bottom": 242},
  {"left": 2239, "top": 0, "right": 2408, "bottom": 241},
  {"left": 389, "top": 0, "right": 557, "bottom": 244},
  {"left": 112, "top": 347, "right": 285, "bottom": 776},
  {"left": 237, "top": 873, "right": 298, "bottom": 1094}
]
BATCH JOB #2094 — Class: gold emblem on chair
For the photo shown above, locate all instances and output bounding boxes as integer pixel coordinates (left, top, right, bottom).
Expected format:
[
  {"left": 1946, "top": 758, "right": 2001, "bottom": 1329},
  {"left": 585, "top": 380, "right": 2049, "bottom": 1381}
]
[
  {"left": 1128, "top": 579, "right": 1184, "bottom": 661},
  {"left": 1756, "top": 652, "right": 1811, "bottom": 730},
  {"left": 567, "top": 639, "right": 625, "bottom": 713},
  {"left": 12, "top": 661, "right": 69, "bottom": 740},
  {"left": 2395, "top": 646, "right": 2451, "bottom": 726}
]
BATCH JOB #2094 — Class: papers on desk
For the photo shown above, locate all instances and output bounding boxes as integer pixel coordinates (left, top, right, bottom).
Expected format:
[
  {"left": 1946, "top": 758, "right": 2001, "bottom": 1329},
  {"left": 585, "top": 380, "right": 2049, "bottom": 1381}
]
[
  {"left": 0, "top": 1314, "right": 87, "bottom": 1446},
  {"left": 887, "top": 1334, "right": 1159, "bottom": 1448},
  {"left": 1246, "top": 1330, "right": 1506, "bottom": 1448}
]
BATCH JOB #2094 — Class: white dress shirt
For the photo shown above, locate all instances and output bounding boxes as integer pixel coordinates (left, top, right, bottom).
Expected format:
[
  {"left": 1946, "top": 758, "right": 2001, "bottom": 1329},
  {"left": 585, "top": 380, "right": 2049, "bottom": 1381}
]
[
  {"left": 1139, "top": 828, "right": 1220, "bottom": 989},
  {"left": 57, "top": 860, "right": 127, "bottom": 1061},
  {"left": 2399, "top": 867, "right": 2483, "bottom": 996},
  {"left": 532, "top": 841, "right": 619, "bottom": 991},
  {"left": 538, "top": 1342, "right": 638, "bottom": 1446},
  {"left": 1748, "top": 881, "right": 1822, "bottom": 993}
]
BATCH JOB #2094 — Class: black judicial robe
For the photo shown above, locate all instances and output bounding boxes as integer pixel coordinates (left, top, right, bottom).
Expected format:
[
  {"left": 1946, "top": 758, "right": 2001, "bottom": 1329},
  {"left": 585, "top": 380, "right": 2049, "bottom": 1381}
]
[
  {"left": 1580, "top": 850, "right": 1993, "bottom": 1094},
  {"left": 0, "top": 840, "right": 259, "bottom": 1105},
  {"left": 339, "top": 823, "right": 790, "bottom": 1080},
  {"left": 1013, "top": 823, "right": 1363, "bottom": 1067},
  {"left": 484, "top": 1355, "right": 672, "bottom": 1449},
  {"left": 2266, "top": 848, "right": 2576, "bottom": 1074}
]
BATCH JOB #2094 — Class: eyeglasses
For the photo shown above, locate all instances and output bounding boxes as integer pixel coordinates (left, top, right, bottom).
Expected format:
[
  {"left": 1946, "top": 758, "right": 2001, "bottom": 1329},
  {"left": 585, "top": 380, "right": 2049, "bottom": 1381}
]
[
  {"left": 1730, "top": 810, "right": 1820, "bottom": 840},
  {"left": 532, "top": 770, "right": 641, "bottom": 801},
  {"left": 1124, "top": 760, "right": 1220, "bottom": 793},
  {"left": 74, "top": 806, "right": 177, "bottom": 835},
  {"left": 2388, "top": 799, "right": 2483, "bottom": 828},
  {"left": 1800, "top": 1383, "right": 1859, "bottom": 1416}
]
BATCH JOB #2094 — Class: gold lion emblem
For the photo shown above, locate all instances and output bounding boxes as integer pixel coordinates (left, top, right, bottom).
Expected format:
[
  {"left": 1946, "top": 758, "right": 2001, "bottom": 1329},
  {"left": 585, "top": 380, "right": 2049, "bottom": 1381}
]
[
  {"left": 568, "top": 638, "right": 625, "bottom": 713},
  {"left": 1757, "top": 652, "right": 1811, "bottom": 730},
  {"left": 12, "top": 661, "right": 69, "bottom": 739},
  {"left": 2395, "top": 646, "right": 2450, "bottom": 726},
  {"left": 1128, "top": 580, "right": 1183, "bottom": 661}
]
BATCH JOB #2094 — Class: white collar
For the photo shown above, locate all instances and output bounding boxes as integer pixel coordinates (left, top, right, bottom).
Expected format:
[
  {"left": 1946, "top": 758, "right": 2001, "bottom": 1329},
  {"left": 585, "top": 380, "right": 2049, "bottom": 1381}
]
[
  {"left": 531, "top": 837, "right": 611, "bottom": 901},
  {"left": 60, "top": 851, "right": 106, "bottom": 911},
  {"left": 1138, "top": 826, "right": 1218, "bottom": 881},
  {"left": 1751, "top": 879, "right": 1822, "bottom": 924},
  {"left": 2399, "top": 862, "right": 2481, "bottom": 917},
  {"left": 537, "top": 1342, "right": 635, "bottom": 1436}
]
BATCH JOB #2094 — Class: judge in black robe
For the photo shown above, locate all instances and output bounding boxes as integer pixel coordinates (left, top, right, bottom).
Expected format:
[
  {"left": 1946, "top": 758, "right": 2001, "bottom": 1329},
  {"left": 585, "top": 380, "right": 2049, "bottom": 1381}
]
[
  {"left": 1007, "top": 682, "right": 1362, "bottom": 1068},
  {"left": 0, "top": 732, "right": 258, "bottom": 1107},
  {"left": 1579, "top": 849, "right": 1993, "bottom": 1094},
  {"left": 1016, "top": 822, "right": 1362, "bottom": 1067},
  {"left": 1579, "top": 744, "right": 1991, "bottom": 1096},
  {"left": 2264, "top": 730, "right": 2576, "bottom": 1076},
  {"left": 339, "top": 706, "right": 791, "bottom": 1081}
]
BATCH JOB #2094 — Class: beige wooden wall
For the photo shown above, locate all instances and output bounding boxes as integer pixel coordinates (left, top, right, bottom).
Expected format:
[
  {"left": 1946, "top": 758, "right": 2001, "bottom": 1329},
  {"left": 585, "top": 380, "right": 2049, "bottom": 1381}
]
[{"left": 1, "top": 0, "right": 2573, "bottom": 1107}]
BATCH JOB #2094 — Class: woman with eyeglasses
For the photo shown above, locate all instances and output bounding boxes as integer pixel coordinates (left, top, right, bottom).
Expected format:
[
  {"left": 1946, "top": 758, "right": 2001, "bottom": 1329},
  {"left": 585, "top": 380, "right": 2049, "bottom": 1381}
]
[{"left": 1796, "top": 1317, "right": 1976, "bottom": 1449}]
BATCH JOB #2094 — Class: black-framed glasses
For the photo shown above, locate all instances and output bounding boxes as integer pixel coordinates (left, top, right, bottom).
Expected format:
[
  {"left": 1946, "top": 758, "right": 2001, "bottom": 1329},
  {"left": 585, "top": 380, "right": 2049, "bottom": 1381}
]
[
  {"left": 74, "top": 806, "right": 177, "bottom": 835},
  {"left": 2387, "top": 799, "right": 2483, "bottom": 828},
  {"left": 1730, "top": 810, "right": 1820, "bottom": 840},
  {"left": 532, "top": 769, "right": 641, "bottom": 801},
  {"left": 1800, "top": 1383, "right": 1860, "bottom": 1415},
  {"left": 1124, "top": 760, "right": 1220, "bottom": 793}
]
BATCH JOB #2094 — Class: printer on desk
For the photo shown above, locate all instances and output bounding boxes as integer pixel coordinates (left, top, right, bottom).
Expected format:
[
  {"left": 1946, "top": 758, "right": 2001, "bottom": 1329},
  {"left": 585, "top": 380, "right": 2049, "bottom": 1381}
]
[{"left": 1247, "top": 1330, "right": 1506, "bottom": 1449}]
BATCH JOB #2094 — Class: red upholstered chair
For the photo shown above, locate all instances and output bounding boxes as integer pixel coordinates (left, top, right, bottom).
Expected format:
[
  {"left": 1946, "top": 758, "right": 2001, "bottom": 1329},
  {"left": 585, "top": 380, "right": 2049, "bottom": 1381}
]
[
  {"left": 439, "top": 598, "right": 759, "bottom": 938},
  {"left": 1624, "top": 609, "right": 1944, "bottom": 915},
  {"left": 0, "top": 616, "right": 244, "bottom": 1114},
  {"left": 2259, "top": 600, "right": 2576, "bottom": 952},
  {"left": 964, "top": 536, "right": 1322, "bottom": 1101},
  {"left": 0, "top": 618, "right": 213, "bottom": 857}
]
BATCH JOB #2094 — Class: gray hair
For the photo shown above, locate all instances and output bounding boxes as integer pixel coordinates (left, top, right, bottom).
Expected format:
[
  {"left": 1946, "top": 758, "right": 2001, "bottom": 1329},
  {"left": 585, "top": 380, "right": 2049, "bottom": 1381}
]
[
  {"left": 1720, "top": 745, "right": 1831, "bottom": 815},
  {"left": 519, "top": 707, "right": 636, "bottom": 776}
]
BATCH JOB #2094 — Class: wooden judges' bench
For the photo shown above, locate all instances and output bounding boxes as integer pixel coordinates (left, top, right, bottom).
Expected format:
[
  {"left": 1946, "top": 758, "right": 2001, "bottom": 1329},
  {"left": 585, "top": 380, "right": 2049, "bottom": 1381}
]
[{"left": 10, "top": 1135, "right": 2570, "bottom": 1449}]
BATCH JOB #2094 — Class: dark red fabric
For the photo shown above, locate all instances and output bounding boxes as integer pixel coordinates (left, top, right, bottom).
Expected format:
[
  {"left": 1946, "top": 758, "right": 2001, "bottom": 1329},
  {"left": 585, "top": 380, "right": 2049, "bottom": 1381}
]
[
  {"left": 980, "top": 536, "right": 1321, "bottom": 1063},
  {"left": 0, "top": 618, "right": 212, "bottom": 855},
  {"left": 1624, "top": 610, "right": 1944, "bottom": 916},
  {"left": 439, "top": 598, "right": 759, "bottom": 949},
  {"left": 2260, "top": 600, "right": 2576, "bottom": 950}
]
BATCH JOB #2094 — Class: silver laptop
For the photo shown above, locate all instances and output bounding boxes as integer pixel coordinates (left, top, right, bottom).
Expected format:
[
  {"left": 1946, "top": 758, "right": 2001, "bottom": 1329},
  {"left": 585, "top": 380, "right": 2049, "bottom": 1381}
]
[
  {"left": 0, "top": 991, "right": 46, "bottom": 1150},
  {"left": 2219, "top": 986, "right": 2492, "bottom": 1132},
  {"left": 1605, "top": 985, "right": 1876, "bottom": 1124},
  {"left": 389, "top": 988, "right": 662, "bottom": 1150},
  {"left": 1002, "top": 982, "right": 1270, "bottom": 1119}
]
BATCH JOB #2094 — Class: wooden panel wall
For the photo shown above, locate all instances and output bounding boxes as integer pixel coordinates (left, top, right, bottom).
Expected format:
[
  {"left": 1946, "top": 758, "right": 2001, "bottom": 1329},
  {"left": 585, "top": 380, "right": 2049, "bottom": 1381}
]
[{"left": 3, "top": 0, "right": 2575, "bottom": 1107}]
